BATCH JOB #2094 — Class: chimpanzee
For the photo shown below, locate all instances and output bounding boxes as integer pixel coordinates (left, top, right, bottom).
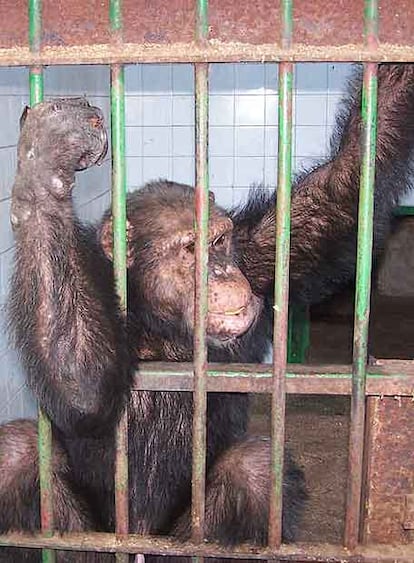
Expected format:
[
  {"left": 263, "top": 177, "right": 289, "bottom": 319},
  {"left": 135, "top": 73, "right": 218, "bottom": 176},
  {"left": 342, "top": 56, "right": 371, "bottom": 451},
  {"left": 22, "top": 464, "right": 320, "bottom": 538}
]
[{"left": 1, "top": 63, "right": 414, "bottom": 562}]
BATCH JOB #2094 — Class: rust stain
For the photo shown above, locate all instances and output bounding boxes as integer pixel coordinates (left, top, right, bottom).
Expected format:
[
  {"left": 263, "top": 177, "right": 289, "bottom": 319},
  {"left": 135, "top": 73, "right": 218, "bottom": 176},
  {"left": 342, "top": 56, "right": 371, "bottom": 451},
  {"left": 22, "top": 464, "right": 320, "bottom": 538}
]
[
  {"left": 2, "top": 0, "right": 414, "bottom": 50},
  {"left": 363, "top": 397, "right": 414, "bottom": 543}
]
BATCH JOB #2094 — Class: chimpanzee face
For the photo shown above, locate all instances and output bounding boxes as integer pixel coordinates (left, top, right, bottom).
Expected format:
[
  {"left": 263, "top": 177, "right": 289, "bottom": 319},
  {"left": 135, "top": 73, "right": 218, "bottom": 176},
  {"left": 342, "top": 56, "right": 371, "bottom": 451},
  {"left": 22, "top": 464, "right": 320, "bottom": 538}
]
[{"left": 100, "top": 183, "right": 262, "bottom": 344}]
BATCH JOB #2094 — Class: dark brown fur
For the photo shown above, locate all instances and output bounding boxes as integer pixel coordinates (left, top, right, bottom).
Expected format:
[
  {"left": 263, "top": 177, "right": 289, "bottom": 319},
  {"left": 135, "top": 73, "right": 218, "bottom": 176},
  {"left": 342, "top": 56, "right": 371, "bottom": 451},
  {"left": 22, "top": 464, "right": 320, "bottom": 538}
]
[{"left": 1, "top": 64, "right": 414, "bottom": 562}]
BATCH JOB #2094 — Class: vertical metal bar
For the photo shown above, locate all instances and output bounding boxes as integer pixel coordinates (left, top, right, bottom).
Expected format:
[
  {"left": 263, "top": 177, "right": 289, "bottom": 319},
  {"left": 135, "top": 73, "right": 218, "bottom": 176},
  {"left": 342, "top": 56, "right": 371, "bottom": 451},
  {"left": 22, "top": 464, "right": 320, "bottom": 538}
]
[
  {"left": 29, "top": 2, "right": 54, "bottom": 563},
  {"left": 29, "top": 0, "right": 42, "bottom": 53},
  {"left": 268, "top": 0, "right": 293, "bottom": 549},
  {"left": 110, "top": 2, "right": 129, "bottom": 562},
  {"left": 344, "top": 0, "right": 379, "bottom": 549},
  {"left": 29, "top": 67, "right": 43, "bottom": 105},
  {"left": 192, "top": 0, "right": 209, "bottom": 547}
]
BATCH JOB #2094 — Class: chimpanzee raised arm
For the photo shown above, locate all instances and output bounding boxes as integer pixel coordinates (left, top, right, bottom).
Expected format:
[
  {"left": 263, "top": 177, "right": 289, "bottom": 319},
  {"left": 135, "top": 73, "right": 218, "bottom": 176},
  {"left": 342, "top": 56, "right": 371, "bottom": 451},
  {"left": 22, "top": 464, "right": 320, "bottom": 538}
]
[
  {"left": 8, "top": 98, "right": 131, "bottom": 437},
  {"left": 233, "top": 64, "right": 414, "bottom": 303}
]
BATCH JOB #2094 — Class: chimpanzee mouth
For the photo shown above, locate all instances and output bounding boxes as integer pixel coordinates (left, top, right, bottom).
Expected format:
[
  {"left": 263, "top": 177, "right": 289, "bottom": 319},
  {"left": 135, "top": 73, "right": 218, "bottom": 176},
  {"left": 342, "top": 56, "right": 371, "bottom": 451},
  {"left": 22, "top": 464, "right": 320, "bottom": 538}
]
[
  {"left": 207, "top": 295, "right": 262, "bottom": 340},
  {"left": 223, "top": 305, "right": 246, "bottom": 316}
]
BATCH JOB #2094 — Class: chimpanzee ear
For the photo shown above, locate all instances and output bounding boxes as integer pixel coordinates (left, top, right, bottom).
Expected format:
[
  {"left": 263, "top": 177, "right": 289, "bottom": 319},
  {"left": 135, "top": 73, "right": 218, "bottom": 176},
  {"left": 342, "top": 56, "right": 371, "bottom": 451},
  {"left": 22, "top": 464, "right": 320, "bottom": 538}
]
[
  {"left": 19, "top": 106, "right": 31, "bottom": 130},
  {"left": 209, "top": 191, "right": 215, "bottom": 205},
  {"left": 99, "top": 215, "right": 134, "bottom": 267}
]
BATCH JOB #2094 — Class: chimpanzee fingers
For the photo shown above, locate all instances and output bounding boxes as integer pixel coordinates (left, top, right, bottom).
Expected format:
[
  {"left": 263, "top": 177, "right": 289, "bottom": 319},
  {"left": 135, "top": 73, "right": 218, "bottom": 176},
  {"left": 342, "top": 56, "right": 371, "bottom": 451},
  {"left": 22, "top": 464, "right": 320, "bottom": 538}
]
[{"left": 18, "top": 98, "right": 108, "bottom": 174}]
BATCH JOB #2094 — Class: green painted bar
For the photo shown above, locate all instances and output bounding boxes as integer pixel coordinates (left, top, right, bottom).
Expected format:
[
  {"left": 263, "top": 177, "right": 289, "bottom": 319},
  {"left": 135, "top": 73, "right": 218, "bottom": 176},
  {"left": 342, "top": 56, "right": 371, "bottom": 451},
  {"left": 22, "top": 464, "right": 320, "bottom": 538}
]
[
  {"left": 37, "top": 410, "right": 55, "bottom": 563},
  {"left": 29, "top": 1, "right": 55, "bottom": 562},
  {"left": 29, "top": 0, "right": 42, "bottom": 53},
  {"left": 196, "top": 0, "right": 209, "bottom": 41},
  {"left": 110, "top": 68, "right": 128, "bottom": 309},
  {"left": 29, "top": 68, "right": 43, "bottom": 106},
  {"left": 109, "top": 0, "right": 122, "bottom": 35},
  {"left": 191, "top": 0, "right": 209, "bottom": 549},
  {"left": 110, "top": 2, "right": 129, "bottom": 562},
  {"left": 344, "top": 0, "right": 379, "bottom": 550},
  {"left": 268, "top": 0, "right": 294, "bottom": 548},
  {"left": 110, "top": 68, "right": 130, "bottom": 563}
]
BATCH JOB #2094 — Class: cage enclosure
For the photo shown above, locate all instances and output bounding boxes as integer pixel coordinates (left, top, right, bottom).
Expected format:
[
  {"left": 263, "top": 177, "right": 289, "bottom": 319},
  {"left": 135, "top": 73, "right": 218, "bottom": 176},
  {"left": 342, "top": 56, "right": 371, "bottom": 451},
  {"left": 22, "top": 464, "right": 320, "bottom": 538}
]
[{"left": 0, "top": 1, "right": 413, "bottom": 562}]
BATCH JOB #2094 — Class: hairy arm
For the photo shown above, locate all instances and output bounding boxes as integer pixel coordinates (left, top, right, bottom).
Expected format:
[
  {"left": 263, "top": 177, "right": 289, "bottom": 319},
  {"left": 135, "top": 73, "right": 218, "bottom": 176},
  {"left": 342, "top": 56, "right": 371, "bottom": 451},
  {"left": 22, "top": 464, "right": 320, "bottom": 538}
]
[
  {"left": 8, "top": 99, "right": 131, "bottom": 436},
  {"left": 233, "top": 64, "right": 414, "bottom": 303}
]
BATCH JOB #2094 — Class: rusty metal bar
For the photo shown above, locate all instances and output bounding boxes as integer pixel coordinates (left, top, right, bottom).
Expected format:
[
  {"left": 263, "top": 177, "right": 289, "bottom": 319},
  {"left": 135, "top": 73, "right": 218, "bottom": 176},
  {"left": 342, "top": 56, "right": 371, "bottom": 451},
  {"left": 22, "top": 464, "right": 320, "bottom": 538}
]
[
  {"left": 3, "top": 43, "right": 414, "bottom": 67},
  {"left": 1, "top": 531, "right": 414, "bottom": 562},
  {"left": 131, "top": 361, "right": 414, "bottom": 396},
  {"left": 268, "top": 0, "right": 293, "bottom": 549},
  {"left": 109, "top": 2, "right": 129, "bottom": 562},
  {"left": 344, "top": 0, "right": 379, "bottom": 550},
  {"left": 29, "top": 1, "right": 54, "bottom": 563},
  {"left": 191, "top": 0, "right": 209, "bottom": 546}
]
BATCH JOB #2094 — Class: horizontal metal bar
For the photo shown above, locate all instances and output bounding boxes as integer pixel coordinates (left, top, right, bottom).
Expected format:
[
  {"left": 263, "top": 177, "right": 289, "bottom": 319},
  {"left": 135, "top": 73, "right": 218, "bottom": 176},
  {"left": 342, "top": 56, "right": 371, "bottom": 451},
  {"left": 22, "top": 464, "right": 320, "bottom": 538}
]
[
  {"left": 3, "top": 43, "right": 414, "bottom": 66},
  {"left": 0, "top": 532, "right": 413, "bottom": 562},
  {"left": 133, "top": 361, "right": 414, "bottom": 395}
]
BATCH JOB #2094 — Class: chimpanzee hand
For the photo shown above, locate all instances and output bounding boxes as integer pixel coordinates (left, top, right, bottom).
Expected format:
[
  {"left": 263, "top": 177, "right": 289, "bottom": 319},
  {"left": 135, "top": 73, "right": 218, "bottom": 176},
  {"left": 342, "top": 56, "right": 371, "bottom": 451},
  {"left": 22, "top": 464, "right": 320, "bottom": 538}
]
[
  {"left": 11, "top": 98, "right": 108, "bottom": 228},
  {"left": 18, "top": 97, "right": 108, "bottom": 174}
]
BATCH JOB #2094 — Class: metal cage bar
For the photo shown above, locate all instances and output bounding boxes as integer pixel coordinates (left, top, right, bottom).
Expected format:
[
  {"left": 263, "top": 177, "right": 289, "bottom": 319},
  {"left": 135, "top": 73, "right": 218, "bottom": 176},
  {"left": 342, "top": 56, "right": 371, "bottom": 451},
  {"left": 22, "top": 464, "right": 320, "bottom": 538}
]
[
  {"left": 3, "top": 44, "right": 414, "bottom": 67},
  {"left": 29, "top": 2, "right": 55, "bottom": 563},
  {"left": 344, "top": 0, "right": 379, "bottom": 549},
  {"left": 268, "top": 0, "right": 293, "bottom": 548},
  {"left": 191, "top": 0, "right": 209, "bottom": 548},
  {"left": 1, "top": 529, "right": 413, "bottom": 562},
  {"left": 132, "top": 361, "right": 414, "bottom": 395},
  {"left": 109, "top": 1, "right": 129, "bottom": 561},
  {"left": 1, "top": 0, "right": 414, "bottom": 561}
]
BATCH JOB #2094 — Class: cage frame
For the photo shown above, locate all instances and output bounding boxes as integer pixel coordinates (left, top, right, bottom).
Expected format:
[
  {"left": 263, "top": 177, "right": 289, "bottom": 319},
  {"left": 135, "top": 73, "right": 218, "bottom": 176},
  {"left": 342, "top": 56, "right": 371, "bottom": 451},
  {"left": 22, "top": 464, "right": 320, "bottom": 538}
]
[{"left": 0, "top": 1, "right": 414, "bottom": 562}]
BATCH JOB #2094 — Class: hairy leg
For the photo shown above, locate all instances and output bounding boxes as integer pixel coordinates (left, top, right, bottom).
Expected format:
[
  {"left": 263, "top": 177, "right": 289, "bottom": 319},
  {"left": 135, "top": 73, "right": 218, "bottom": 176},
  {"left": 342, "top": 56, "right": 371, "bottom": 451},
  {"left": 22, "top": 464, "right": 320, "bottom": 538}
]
[
  {"left": 0, "top": 420, "right": 112, "bottom": 562},
  {"left": 145, "top": 438, "right": 306, "bottom": 563},
  {"left": 174, "top": 436, "right": 307, "bottom": 545}
]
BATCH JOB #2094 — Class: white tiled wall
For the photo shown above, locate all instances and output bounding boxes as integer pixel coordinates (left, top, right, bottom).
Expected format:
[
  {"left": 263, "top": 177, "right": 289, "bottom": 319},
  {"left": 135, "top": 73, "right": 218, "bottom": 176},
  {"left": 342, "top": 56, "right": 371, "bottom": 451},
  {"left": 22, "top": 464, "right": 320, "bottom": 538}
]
[
  {"left": 124, "top": 62, "right": 357, "bottom": 209},
  {"left": 1, "top": 61, "right": 413, "bottom": 422},
  {"left": 0, "top": 68, "right": 34, "bottom": 422},
  {"left": 0, "top": 66, "right": 111, "bottom": 424}
]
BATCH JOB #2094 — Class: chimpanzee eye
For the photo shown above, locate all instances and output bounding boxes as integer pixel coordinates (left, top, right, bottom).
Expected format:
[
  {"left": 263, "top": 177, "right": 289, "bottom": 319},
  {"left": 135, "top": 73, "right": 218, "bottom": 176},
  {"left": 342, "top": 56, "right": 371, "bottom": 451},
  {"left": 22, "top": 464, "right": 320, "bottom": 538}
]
[
  {"left": 212, "top": 234, "right": 226, "bottom": 247},
  {"left": 184, "top": 241, "right": 195, "bottom": 253}
]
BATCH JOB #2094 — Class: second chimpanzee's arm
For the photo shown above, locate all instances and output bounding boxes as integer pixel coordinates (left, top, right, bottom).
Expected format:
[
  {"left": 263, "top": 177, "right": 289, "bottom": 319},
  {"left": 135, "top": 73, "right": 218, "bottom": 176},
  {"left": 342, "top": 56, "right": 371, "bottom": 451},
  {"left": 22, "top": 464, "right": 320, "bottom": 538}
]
[
  {"left": 8, "top": 99, "right": 131, "bottom": 437},
  {"left": 233, "top": 64, "right": 414, "bottom": 303}
]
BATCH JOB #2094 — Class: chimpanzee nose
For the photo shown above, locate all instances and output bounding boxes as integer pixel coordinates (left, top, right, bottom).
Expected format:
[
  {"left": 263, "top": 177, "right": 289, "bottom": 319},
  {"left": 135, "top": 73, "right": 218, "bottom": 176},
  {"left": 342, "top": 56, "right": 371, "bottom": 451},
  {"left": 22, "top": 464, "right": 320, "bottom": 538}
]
[
  {"left": 210, "top": 262, "right": 239, "bottom": 279},
  {"left": 212, "top": 265, "right": 226, "bottom": 277}
]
